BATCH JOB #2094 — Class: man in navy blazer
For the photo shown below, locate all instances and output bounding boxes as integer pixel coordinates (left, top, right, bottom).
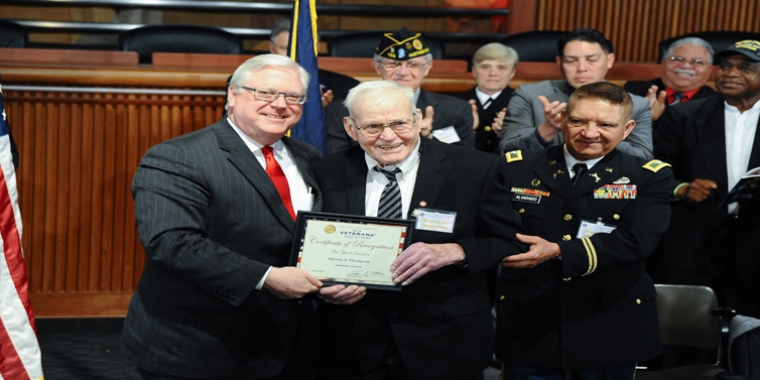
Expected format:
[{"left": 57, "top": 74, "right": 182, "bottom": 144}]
[
  {"left": 311, "top": 81, "right": 530, "bottom": 380},
  {"left": 121, "top": 55, "right": 324, "bottom": 379}
]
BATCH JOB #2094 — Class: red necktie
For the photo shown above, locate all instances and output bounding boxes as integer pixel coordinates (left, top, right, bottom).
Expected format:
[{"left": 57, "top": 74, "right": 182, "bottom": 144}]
[{"left": 261, "top": 146, "right": 296, "bottom": 220}]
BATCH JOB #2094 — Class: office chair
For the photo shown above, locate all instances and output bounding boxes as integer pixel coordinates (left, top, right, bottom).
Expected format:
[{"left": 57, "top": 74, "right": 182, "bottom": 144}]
[
  {"left": 0, "top": 19, "right": 28, "bottom": 48},
  {"left": 636, "top": 284, "right": 733, "bottom": 380},
  {"left": 327, "top": 31, "right": 444, "bottom": 59},
  {"left": 727, "top": 314, "right": 760, "bottom": 380},
  {"left": 658, "top": 31, "right": 760, "bottom": 64},
  {"left": 119, "top": 24, "right": 243, "bottom": 64},
  {"left": 497, "top": 31, "right": 566, "bottom": 62}
]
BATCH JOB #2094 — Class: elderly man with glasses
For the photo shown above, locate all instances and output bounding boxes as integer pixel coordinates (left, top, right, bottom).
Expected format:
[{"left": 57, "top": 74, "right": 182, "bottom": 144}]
[
  {"left": 325, "top": 27, "right": 475, "bottom": 153},
  {"left": 624, "top": 37, "right": 718, "bottom": 122},
  {"left": 311, "top": 80, "right": 529, "bottom": 380}
]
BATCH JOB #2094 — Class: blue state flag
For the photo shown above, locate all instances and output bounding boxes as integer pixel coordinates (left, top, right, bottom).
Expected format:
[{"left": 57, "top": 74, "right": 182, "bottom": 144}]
[{"left": 288, "top": 0, "right": 328, "bottom": 155}]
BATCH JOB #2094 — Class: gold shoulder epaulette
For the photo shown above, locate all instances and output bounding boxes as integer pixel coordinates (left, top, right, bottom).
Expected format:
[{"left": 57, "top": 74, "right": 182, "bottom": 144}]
[
  {"left": 505, "top": 150, "right": 523, "bottom": 163},
  {"left": 642, "top": 159, "right": 671, "bottom": 172}
]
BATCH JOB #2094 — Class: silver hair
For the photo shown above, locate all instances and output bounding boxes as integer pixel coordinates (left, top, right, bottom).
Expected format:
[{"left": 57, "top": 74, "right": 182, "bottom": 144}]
[
  {"left": 343, "top": 81, "right": 417, "bottom": 119},
  {"left": 473, "top": 42, "right": 519, "bottom": 68},
  {"left": 663, "top": 37, "right": 714, "bottom": 63},
  {"left": 227, "top": 55, "right": 310, "bottom": 111}
]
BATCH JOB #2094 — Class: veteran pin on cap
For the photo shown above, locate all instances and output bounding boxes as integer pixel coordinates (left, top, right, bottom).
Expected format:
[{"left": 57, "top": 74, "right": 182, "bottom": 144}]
[
  {"left": 715, "top": 40, "right": 760, "bottom": 62},
  {"left": 376, "top": 27, "right": 430, "bottom": 60}
]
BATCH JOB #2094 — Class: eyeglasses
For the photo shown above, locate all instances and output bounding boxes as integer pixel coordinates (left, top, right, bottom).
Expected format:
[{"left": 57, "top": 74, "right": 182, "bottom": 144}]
[
  {"left": 239, "top": 86, "right": 307, "bottom": 105},
  {"left": 667, "top": 56, "right": 708, "bottom": 67},
  {"left": 349, "top": 117, "right": 416, "bottom": 136},
  {"left": 379, "top": 60, "right": 428, "bottom": 72}
]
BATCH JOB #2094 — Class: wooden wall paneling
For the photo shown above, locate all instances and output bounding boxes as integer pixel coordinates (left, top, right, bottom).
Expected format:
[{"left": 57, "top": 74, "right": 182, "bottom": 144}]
[
  {"left": 89, "top": 95, "right": 105, "bottom": 292},
  {"left": 77, "top": 94, "right": 94, "bottom": 291}
]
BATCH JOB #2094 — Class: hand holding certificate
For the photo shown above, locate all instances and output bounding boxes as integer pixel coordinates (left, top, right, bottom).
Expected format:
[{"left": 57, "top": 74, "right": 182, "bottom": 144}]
[{"left": 290, "top": 212, "right": 414, "bottom": 290}]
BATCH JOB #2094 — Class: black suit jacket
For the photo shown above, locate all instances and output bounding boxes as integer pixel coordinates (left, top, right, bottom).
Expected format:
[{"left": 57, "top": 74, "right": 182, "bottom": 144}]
[
  {"left": 655, "top": 96, "right": 760, "bottom": 284},
  {"left": 318, "top": 68, "right": 359, "bottom": 101},
  {"left": 452, "top": 86, "right": 513, "bottom": 154},
  {"left": 310, "top": 138, "right": 525, "bottom": 379},
  {"left": 120, "top": 119, "right": 322, "bottom": 378},
  {"left": 496, "top": 146, "right": 671, "bottom": 370},
  {"left": 324, "top": 89, "right": 476, "bottom": 153}
]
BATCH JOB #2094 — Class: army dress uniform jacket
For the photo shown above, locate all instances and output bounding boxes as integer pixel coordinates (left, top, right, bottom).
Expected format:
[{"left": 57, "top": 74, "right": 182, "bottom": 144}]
[
  {"left": 495, "top": 145, "right": 673, "bottom": 370},
  {"left": 452, "top": 86, "right": 514, "bottom": 154}
]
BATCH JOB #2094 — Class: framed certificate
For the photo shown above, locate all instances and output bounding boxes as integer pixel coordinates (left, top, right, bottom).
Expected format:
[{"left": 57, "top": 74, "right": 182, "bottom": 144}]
[{"left": 290, "top": 211, "right": 414, "bottom": 291}]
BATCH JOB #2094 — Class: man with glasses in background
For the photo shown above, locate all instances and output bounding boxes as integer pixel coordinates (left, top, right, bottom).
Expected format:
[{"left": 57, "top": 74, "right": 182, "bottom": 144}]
[
  {"left": 325, "top": 27, "right": 475, "bottom": 153},
  {"left": 311, "top": 80, "right": 528, "bottom": 380},
  {"left": 121, "top": 55, "right": 324, "bottom": 380},
  {"left": 625, "top": 37, "right": 718, "bottom": 122}
]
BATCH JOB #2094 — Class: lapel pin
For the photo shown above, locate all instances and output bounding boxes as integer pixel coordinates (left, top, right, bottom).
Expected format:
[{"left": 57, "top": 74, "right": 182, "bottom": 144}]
[
  {"left": 590, "top": 173, "right": 601, "bottom": 183},
  {"left": 531, "top": 178, "right": 541, "bottom": 186},
  {"left": 419, "top": 201, "right": 427, "bottom": 207},
  {"left": 605, "top": 167, "right": 613, "bottom": 173},
  {"left": 553, "top": 169, "right": 565, "bottom": 179}
]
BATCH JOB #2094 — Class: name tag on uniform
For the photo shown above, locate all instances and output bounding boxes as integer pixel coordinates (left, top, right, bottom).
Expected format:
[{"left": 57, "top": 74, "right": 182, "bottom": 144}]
[
  {"left": 576, "top": 219, "right": 617, "bottom": 238},
  {"left": 415, "top": 208, "right": 456, "bottom": 233},
  {"left": 511, "top": 187, "right": 550, "bottom": 204},
  {"left": 593, "top": 184, "right": 637, "bottom": 199},
  {"left": 431, "top": 126, "right": 461, "bottom": 144}
]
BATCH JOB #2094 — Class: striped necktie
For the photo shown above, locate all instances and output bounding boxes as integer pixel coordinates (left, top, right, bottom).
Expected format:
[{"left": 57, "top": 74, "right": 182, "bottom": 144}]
[{"left": 374, "top": 166, "right": 402, "bottom": 219}]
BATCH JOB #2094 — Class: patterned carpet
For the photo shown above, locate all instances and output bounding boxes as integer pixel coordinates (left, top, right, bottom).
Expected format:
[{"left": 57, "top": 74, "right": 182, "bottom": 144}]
[{"left": 37, "top": 318, "right": 133, "bottom": 380}]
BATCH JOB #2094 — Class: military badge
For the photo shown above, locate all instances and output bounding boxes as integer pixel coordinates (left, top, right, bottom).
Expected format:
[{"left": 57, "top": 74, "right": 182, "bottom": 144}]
[{"left": 594, "top": 184, "right": 637, "bottom": 199}]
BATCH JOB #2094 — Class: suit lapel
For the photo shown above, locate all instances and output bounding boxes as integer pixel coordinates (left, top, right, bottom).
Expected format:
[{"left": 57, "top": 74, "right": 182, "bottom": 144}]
[
  {"left": 695, "top": 99, "right": 729, "bottom": 196},
  {"left": 344, "top": 149, "right": 369, "bottom": 215},
  {"left": 409, "top": 139, "right": 448, "bottom": 217},
  {"left": 416, "top": 89, "right": 438, "bottom": 111},
  {"left": 570, "top": 151, "right": 622, "bottom": 202},
  {"left": 747, "top": 116, "right": 760, "bottom": 170},
  {"left": 283, "top": 137, "right": 321, "bottom": 211},
  {"left": 533, "top": 147, "right": 571, "bottom": 199},
  {"left": 215, "top": 121, "right": 296, "bottom": 233}
]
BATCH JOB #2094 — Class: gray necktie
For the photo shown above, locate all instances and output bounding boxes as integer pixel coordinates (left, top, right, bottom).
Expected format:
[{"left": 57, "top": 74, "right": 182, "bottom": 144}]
[
  {"left": 374, "top": 167, "right": 402, "bottom": 219},
  {"left": 572, "top": 163, "right": 587, "bottom": 186},
  {"left": 669, "top": 92, "right": 684, "bottom": 106}
]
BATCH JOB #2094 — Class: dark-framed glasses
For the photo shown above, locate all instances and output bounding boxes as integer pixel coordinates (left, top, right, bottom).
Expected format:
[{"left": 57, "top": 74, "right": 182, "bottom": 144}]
[
  {"left": 239, "top": 86, "right": 307, "bottom": 105},
  {"left": 379, "top": 60, "right": 428, "bottom": 71},
  {"left": 350, "top": 117, "right": 416, "bottom": 136},
  {"left": 667, "top": 56, "right": 708, "bottom": 67}
]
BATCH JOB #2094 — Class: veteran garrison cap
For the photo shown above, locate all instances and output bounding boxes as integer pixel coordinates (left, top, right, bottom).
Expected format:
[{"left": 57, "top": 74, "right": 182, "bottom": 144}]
[
  {"left": 376, "top": 27, "right": 430, "bottom": 60},
  {"left": 715, "top": 40, "right": 760, "bottom": 62}
]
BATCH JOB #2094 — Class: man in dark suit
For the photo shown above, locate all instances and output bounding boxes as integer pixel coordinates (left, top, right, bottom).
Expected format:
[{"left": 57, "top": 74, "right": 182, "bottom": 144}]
[
  {"left": 499, "top": 28, "right": 653, "bottom": 160},
  {"left": 121, "top": 55, "right": 324, "bottom": 379},
  {"left": 497, "top": 82, "right": 673, "bottom": 379},
  {"left": 325, "top": 27, "right": 475, "bottom": 153},
  {"left": 655, "top": 40, "right": 760, "bottom": 315},
  {"left": 624, "top": 37, "right": 718, "bottom": 122},
  {"left": 452, "top": 42, "right": 518, "bottom": 154},
  {"left": 311, "top": 80, "right": 528, "bottom": 380}
]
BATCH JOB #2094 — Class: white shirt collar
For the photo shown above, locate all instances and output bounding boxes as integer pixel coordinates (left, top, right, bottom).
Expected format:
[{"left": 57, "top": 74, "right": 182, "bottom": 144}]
[
  {"left": 364, "top": 139, "right": 422, "bottom": 179},
  {"left": 475, "top": 87, "right": 502, "bottom": 106},
  {"left": 563, "top": 144, "right": 605, "bottom": 173}
]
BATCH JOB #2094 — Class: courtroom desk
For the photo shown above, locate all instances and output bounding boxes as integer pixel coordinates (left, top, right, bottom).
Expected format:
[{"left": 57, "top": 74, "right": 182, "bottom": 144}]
[{"left": 0, "top": 52, "right": 688, "bottom": 317}]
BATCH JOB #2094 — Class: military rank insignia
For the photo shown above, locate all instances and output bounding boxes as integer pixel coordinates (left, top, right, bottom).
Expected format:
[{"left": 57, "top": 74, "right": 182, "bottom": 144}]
[
  {"left": 594, "top": 184, "right": 637, "bottom": 199},
  {"left": 643, "top": 159, "right": 671, "bottom": 172},
  {"left": 505, "top": 150, "right": 523, "bottom": 163},
  {"left": 511, "top": 187, "right": 550, "bottom": 204}
]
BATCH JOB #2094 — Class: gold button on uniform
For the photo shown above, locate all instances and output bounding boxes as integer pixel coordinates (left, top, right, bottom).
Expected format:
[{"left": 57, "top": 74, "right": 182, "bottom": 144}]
[
  {"left": 563, "top": 214, "right": 572, "bottom": 221},
  {"left": 519, "top": 208, "right": 525, "bottom": 214},
  {"left": 613, "top": 214, "right": 620, "bottom": 220},
  {"left": 499, "top": 295, "right": 505, "bottom": 301},
  {"left": 485, "top": 126, "right": 492, "bottom": 132},
  {"left": 562, "top": 235, "right": 572, "bottom": 241},
  {"left": 636, "top": 299, "right": 641, "bottom": 305}
]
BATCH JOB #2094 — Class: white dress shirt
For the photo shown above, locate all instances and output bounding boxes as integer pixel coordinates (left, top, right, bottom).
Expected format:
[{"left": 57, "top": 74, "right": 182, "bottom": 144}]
[
  {"left": 724, "top": 100, "right": 760, "bottom": 213},
  {"left": 364, "top": 140, "right": 422, "bottom": 219},
  {"left": 563, "top": 144, "right": 605, "bottom": 179},
  {"left": 475, "top": 88, "right": 502, "bottom": 109}
]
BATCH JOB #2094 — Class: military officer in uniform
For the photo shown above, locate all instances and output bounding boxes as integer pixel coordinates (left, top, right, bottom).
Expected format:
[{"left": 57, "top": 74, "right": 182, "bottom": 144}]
[{"left": 495, "top": 82, "right": 673, "bottom": 380}]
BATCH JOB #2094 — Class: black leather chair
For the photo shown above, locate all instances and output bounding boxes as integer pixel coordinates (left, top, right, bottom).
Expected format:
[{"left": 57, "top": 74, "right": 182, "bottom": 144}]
[
  {"left": 119, "top": 24, "right": 244, "bottom": 64},
  {"left": 658, "top": 31, "right": 760, "bottom": 64},
  {"left": 327, "top": 31, "right": 444, "bottom": 59},
  {"left": 497, "top": 30, "right": 566, "bottom": 62},
  {"left": 0, "top": 19, "right": 28, "bottom": 48},
  {"left": 636, "top": 285, "right": 734, "bottom": 380}
]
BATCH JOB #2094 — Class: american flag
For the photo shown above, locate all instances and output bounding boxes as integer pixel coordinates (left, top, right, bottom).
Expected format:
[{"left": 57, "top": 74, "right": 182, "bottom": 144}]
[{"left": 0, "top": 82, "right": 43, "bottom": 380}]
